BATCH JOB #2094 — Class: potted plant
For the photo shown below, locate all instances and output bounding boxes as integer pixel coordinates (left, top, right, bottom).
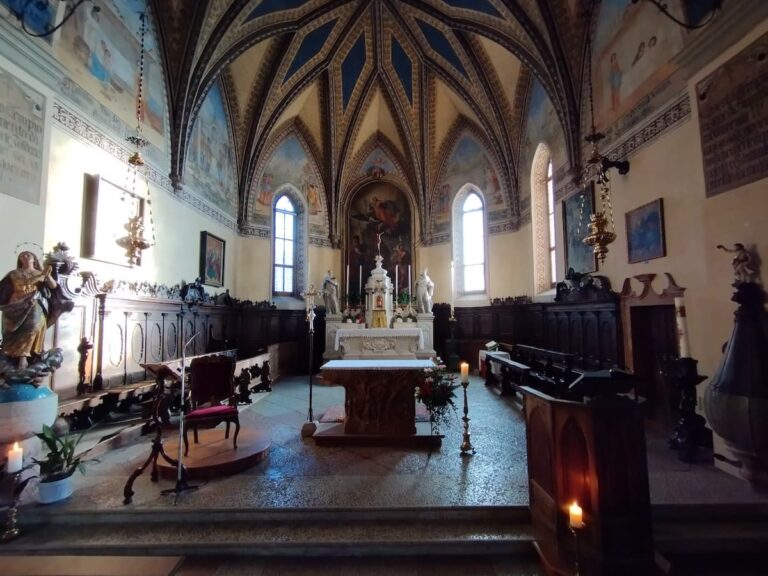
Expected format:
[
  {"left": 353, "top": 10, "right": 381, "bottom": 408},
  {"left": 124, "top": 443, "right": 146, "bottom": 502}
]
[{"left": 32, "top": 424, "right": 85, "bottom": 504}]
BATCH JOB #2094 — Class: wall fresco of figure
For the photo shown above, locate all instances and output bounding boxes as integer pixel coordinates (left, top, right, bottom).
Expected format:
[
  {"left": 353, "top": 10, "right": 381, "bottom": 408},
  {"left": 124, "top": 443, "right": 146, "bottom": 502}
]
[
  {"left": 347, "top": 182, "right": 412, "bottom": 295},
  {"left": 593, "top": 0, "right": 685, "bottom": 132},
  {"left": 52, "top": 0, "right": 166, "bottom": 148},
  {"left": 185, "top": 83, "right": 238, "bottom": 217},
  {"left": 252, "top": 134, "right": 326, "bottom": 235}
]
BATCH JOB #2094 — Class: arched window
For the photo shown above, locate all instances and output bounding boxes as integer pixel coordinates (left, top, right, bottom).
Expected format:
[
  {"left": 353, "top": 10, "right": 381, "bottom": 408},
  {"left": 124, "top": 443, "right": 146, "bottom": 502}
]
[
  {"left": 273, "top": 194, "right": 296, "bottom": 295},
  {"left": 452, "top": 185, "right": 487, "bottom": 299},
  {"left": 532, "top": 144, "right": 557, "bottom": 294},
  {"left": 546, "top": 161, "right": 557, "bottom": 285}
]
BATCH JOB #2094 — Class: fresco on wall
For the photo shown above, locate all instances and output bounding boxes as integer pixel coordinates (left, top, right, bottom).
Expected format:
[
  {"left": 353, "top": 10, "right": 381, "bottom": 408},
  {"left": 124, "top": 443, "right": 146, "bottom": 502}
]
[
  {"left": 524, "top": 79, "right": 566, "bottom": 168},
  {"left": 185, "top": 83, "right": 238, "bottom": 217},
  {"left": 253, "top": 134, "right": 326, "bottom": 232},
  {"left": 348, "top": 182, "right": 412, "bottom": 296},
  {"left": 360, "top": 148, "right": 396, "bottom": 180},
  {"left": 518, "top": 78, "right": 567, "bottom": 225},
  {"left": 0, "top": 67, "right": 45, "bottom": 204},
  {"left": 54, "top": 0, "right": 166, "bottom": 147},
  {"left": 0, "top": 0, "right": 55, "bottom": 42},
  {"left": 433, "top": 134, "right": 504, "bottom": 237},
  {"left": 593, "top": 0, "right": 685, "bottom": 132}
]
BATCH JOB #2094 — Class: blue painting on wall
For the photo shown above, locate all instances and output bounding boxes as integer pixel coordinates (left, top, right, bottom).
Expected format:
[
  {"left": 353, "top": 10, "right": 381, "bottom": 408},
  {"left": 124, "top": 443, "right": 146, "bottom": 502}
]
[{"left": 626, "top": 198, "right": 666, "bottom": 263}]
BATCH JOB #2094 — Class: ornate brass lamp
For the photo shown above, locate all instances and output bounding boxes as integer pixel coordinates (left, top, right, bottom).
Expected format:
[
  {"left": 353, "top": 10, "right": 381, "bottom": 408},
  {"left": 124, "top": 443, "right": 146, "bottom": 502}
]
[
  {"left": 118, "top": 11, "right": 155, "bottom": 267},
  {"left": 116, "top": 215, "right": 152, "bottom": 267},
  {"left": 580, "top": 3, "right": 630, "bottom": 264}
]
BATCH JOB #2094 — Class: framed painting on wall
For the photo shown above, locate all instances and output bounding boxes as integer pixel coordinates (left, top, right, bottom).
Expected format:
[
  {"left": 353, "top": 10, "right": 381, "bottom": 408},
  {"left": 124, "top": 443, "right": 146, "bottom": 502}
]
[
  {"left": 81, "top": 174, "right": 145, "bottom": 267},
  {"left": 200, "top": 231, "right": 226, "bottom": 287},
  {"left": 562, "top": 184, "right": 597, "bottom": 274},
  {"left": 626, "top": 198, "right": 666, "bottom": 264}
]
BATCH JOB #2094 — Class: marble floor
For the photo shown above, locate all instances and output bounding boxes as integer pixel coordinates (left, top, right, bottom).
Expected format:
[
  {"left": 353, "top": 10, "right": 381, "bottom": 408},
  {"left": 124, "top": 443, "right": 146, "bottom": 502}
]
[{"left": 48, "top": 373, "right": 768, "bottom": 512}]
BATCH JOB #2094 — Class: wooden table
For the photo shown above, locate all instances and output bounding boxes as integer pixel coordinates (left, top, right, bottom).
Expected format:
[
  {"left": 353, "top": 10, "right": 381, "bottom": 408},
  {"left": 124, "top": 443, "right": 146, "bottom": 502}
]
[{"left": 320, "top": 359, "right": 434, "bottom": 436}]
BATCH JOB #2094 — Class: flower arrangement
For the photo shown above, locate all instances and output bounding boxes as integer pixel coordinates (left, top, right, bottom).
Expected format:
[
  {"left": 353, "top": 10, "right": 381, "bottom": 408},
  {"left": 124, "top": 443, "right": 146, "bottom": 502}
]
[{"left": 416, "top": 359, "right": 459, "bottom": 434}]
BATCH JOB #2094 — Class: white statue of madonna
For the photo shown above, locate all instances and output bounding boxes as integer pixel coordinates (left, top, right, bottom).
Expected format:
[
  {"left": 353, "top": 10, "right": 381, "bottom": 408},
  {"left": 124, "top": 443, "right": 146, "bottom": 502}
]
[{"left": 415, "top": 268, "right": 435, "bottom": 314}]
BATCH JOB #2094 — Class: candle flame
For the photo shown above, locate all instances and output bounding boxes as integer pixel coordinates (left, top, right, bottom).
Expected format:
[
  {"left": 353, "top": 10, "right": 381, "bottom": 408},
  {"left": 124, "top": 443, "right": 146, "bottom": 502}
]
[{"left": 13, "top": 442, "right": 19, "bottom": 450}]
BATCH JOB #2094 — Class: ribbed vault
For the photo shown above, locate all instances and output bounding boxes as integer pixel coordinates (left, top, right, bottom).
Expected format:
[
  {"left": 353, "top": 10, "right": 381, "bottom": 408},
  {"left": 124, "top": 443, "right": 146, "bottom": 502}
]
[{"left": 149, "top": 0, "right": 588, "bottom": 241}]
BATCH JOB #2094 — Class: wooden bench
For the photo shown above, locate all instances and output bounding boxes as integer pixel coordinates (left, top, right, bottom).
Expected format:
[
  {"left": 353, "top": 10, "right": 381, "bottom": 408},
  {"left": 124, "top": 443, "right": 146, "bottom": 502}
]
[{"left": 484, "top": 352, "right": 530, "bottom": 405}]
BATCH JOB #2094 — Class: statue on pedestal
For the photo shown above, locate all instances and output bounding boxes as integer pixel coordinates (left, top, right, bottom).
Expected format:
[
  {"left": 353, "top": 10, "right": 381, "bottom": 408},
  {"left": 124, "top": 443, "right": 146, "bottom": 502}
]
[
  {"left": 322, "top": 270, "right": 340, "bottom": 315},
  {"left": 415, "top": 269, "right": 434, "bottom": 314}
]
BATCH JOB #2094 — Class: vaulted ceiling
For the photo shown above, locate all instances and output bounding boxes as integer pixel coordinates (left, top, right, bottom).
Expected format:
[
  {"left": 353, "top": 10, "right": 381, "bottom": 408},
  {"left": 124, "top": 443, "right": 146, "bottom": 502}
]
[{"left": 150, "top": 0, "right": 589, "bottom": 239}]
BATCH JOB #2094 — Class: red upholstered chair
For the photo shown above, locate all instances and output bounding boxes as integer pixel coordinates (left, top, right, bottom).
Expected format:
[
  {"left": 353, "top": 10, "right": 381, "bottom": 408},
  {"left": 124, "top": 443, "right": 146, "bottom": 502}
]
[{"left": 183, "top": 355, "right": 239, "bottom": 456}]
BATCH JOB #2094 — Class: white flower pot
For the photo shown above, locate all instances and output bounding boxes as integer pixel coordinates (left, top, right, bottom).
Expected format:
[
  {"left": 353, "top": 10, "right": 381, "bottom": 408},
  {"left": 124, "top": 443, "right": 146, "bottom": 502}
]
[{"left": 37, "top": 476, "right": 74, "bottom": 504}]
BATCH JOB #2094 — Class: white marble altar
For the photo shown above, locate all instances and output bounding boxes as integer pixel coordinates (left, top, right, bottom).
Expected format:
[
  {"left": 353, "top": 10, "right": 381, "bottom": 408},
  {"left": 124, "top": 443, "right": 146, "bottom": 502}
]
[{"left": 323, "top": 254, "right": 435, "bottom": 360}]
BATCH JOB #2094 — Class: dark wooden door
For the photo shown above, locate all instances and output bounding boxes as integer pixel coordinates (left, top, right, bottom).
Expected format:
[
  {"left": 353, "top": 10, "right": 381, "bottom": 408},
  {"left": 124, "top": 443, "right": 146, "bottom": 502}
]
[{"left": 630, "top": 305, "right": 677, "bottom": 426}]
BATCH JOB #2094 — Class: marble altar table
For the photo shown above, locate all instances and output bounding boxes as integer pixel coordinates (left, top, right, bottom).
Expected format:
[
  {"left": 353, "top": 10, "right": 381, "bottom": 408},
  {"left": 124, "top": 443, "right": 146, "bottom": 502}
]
[{"left": 319, "top": 359, "right": 434, "bottom": 436}]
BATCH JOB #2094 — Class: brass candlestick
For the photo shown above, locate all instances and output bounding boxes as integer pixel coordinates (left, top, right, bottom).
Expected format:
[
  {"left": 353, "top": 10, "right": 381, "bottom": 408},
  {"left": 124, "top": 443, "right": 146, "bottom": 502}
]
[
  {"left": 2, "top": 472, "right": 21, "bottom": 542},
  {"left": 460, "top": 379, "right": 475, "bottom": 456},
  {"left": 570, "top": 524, "right": 585, "bottom": 576}
]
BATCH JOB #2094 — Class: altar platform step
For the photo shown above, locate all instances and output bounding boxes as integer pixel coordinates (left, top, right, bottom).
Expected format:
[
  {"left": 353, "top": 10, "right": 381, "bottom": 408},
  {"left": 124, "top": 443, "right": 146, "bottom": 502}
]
[{"left": 3, "top": 506, "right": 536, "bottom": 558}]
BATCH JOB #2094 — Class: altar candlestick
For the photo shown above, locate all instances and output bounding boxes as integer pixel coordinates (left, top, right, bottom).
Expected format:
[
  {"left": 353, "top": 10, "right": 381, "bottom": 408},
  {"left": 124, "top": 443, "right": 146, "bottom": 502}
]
[
  {"left": 346, "top": 264, "right": 349, "bottom": 300},
  {"left": 674, "top": 297, "right": 690, "bottom": 358},
  {"left": 6, "top": 442, "right": 22, "bottom": 474},
  {"left": 359, "top": 265, "right": 362, "bottom": 296},
  {"left": 569, "top": 501, "right": 584, "bottom": 529},
  {"left": 460, "top": 362, "right": 469, "bottom": 383}
]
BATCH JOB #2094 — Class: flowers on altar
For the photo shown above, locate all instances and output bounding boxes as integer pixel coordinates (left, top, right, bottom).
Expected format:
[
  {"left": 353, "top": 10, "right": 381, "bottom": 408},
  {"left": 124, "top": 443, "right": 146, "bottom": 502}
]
[{"left": 416, "top": 358, "right": 459, "bottom": 434}]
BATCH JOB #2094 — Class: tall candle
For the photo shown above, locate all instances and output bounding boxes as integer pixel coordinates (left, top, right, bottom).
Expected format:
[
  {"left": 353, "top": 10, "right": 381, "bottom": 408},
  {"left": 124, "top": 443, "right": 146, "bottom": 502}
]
[
  {"left": 408, "top": 264, "right": 411, "bottom": 301},
  {"left": 346, "top": 264, "right": 350, "bottom": 300},
  {"left": 7, "top": 442, "right": 22, "bottom": 474},
  {"left": 569, "top": 501, "right": 583, "bottom": 528},
  {"left": 460, "top": 362, "right": 469, "bottom": 383},
  {"left": 395, "top": 265, "right": 398, "bottom": 302},
  {"left": 450, "top": 260, "right": 455, "bottom": 316},
  {"left": 359, "top": 265, "right": 362, "bottom": 296},
  {"left": 674, "top": 296, "right": 690, "bottom": 358}
]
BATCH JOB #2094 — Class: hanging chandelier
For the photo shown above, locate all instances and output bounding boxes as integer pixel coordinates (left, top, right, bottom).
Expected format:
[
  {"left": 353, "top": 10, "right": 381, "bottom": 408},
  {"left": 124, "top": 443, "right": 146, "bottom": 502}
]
[
  {"left": 117, "top": 11, "right": 155, "bottom": 267},
  {"left": 580, "top": 3, "right": 630, "bottom": 265}
]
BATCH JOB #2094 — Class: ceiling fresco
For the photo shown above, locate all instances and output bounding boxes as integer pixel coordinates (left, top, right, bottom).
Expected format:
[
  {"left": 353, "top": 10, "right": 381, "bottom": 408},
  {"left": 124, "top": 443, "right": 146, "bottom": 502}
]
[{"left": 149, "top": 0, "right": 589, "bottom": 242}]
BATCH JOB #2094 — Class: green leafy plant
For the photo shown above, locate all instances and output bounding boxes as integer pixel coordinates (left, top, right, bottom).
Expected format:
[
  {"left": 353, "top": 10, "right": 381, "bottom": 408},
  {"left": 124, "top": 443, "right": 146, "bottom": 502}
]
[
  {"left": 33, "top": 425, "right": 86, "bottom": 483},
  {"left": 416, "top": 359, "right": 459, "bottom": 434}
]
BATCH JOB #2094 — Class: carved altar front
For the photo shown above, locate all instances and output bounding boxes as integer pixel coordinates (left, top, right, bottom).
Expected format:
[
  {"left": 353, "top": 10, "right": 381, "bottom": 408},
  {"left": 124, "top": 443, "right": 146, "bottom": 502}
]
[{"left": 320, "top": 359, "right": 433, "bottom": 435}]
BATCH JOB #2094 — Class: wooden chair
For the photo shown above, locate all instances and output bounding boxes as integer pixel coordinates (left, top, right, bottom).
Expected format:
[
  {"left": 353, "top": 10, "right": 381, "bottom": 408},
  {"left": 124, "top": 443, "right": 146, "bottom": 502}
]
[{"left": 183, "top": 355, "right": 239, "bottom": 456}]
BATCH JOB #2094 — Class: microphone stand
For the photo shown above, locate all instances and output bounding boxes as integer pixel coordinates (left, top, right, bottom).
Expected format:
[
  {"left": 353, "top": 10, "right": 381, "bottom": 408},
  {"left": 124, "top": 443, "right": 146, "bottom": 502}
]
[{"left": 161, "top": 330, "right": 199, "bottom": 503}]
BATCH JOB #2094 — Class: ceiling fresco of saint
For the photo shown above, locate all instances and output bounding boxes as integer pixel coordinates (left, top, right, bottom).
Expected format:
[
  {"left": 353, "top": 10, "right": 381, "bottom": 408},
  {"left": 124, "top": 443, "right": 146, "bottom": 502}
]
[{"left": 149, "top": 0, "right": 590, "bottom": 242}]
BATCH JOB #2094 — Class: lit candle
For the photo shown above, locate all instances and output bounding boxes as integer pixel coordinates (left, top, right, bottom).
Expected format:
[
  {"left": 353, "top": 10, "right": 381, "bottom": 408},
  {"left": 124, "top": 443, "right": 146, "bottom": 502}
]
[
  {"left": 359, "top": 265, "right": 362, "bottom": 296},
  {"left": 569, "top": 501, "right": 583, "bottom": 529},
  {"left": 7, "top": 442, "right": 22, "bottom": 474},
  {"left": 346, "top": 264, "right": 349, "bottom": 298},
  {"left": 460, "top": 362, "right": 469, "bottom": 383},
  {"left": 674, "top": 297, "right": 690, "bottom": 358}
]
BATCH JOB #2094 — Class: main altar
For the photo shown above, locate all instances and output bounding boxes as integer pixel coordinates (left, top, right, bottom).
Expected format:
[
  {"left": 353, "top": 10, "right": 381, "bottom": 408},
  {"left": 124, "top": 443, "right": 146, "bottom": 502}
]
[{"left": 323, "top": 255, "right": 436, "bottom": 360}]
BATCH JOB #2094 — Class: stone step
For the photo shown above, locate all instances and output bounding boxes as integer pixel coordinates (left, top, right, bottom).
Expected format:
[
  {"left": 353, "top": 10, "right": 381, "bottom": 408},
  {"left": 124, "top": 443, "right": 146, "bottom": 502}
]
[{"left": 1, "top": 508, "right": 536, "bottom": 558}]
